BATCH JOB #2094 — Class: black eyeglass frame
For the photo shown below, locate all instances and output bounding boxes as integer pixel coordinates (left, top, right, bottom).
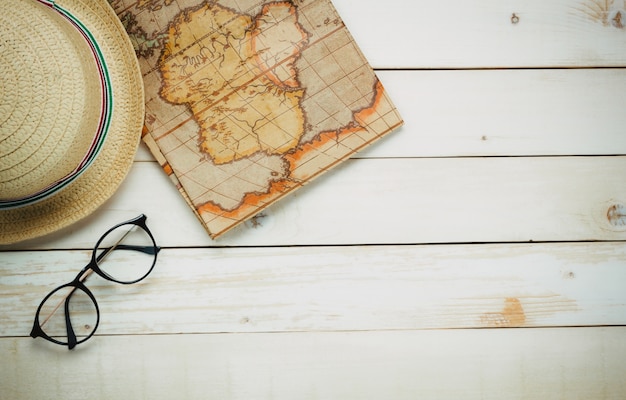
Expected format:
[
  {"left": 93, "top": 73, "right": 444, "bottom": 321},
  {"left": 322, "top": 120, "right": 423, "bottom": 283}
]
[{"left": 30, "top": 214, "right": 160, "bottom": 350}]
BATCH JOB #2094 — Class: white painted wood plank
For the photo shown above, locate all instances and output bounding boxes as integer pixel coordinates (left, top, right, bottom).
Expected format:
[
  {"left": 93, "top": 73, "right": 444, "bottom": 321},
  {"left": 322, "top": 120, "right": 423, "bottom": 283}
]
[
  {"left": 2, "top": 328, "right": 625, "bottom": 399},
  {"left": 332, "top": 0, "right": 626, "bottom": 68},
  {"left": 2, "top": 243, "right": 625, "bottom": 336},
  {"left": 133, "top": 69, "right": 626, "bottom": 161},
  {"left": 360, "top": 69, "right": 626, "bottom": 158},
  {"left": 2, "top": 156, "right": 625, "bottom": 248}
]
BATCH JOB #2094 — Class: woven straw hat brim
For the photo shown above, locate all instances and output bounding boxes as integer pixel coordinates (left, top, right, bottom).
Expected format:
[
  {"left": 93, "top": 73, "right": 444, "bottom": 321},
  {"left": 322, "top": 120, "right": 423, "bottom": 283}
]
[{"left": 0, "top": 0, "right": 144, "bottom": 245}]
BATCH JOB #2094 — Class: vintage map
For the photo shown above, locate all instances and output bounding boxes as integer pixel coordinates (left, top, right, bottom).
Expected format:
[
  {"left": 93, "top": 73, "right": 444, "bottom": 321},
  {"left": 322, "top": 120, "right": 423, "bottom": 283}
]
[{"left": 108, "top": 0, "right": 403, "bottom": 238}]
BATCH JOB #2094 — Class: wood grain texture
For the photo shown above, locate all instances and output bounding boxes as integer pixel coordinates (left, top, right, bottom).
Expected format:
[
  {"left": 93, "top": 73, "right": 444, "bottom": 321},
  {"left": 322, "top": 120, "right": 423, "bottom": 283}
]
[{"left": 2, "top": 328, "right": 625, "bottom": 400}]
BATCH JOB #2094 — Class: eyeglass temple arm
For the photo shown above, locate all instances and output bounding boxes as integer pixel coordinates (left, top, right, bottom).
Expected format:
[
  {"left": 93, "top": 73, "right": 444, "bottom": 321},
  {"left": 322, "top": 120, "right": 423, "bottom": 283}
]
[{"left": 64, "top": 295, "right": 78, "bottom": 350}]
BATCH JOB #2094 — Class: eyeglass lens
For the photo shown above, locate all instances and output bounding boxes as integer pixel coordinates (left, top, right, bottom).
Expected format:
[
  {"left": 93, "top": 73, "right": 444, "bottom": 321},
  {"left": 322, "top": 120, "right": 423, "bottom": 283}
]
[
  {"left": 94, "top": 221, "right": 157, "bottom": 284},
  {"left": 36, "top": 284, "right": 98, "bottom": 346}
]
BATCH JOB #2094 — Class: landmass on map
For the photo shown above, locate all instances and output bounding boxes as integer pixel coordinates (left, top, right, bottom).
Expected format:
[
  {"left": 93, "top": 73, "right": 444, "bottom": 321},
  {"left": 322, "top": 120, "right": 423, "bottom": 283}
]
[{"left": 159, "top": 2, "right": 309, "bottom": 164}]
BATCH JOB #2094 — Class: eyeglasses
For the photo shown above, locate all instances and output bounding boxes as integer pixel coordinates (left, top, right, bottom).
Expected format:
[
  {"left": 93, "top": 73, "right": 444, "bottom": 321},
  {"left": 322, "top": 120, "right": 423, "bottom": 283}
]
[{"left": 30, "top": 214, "right": 160, "bottom": 350}]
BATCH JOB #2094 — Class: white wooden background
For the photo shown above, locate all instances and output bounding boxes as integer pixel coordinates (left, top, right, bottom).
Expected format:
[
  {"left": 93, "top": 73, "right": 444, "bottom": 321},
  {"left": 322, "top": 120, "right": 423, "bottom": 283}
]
[{"left": 2, "top": 0, "right": 626, "bottom": 398}]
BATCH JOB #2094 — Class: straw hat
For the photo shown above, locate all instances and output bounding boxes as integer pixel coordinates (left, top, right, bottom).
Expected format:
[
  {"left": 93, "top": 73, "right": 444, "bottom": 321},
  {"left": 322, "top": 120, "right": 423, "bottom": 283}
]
[{"left": 0, "top": 0, "right": 144, "bottom": 244}]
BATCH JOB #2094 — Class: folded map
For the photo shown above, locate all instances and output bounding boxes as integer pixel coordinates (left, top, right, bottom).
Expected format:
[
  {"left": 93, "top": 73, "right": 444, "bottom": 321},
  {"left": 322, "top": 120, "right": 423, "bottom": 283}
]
[{"left": 109, "top": 0, "right": 403, "bottom": 238}]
